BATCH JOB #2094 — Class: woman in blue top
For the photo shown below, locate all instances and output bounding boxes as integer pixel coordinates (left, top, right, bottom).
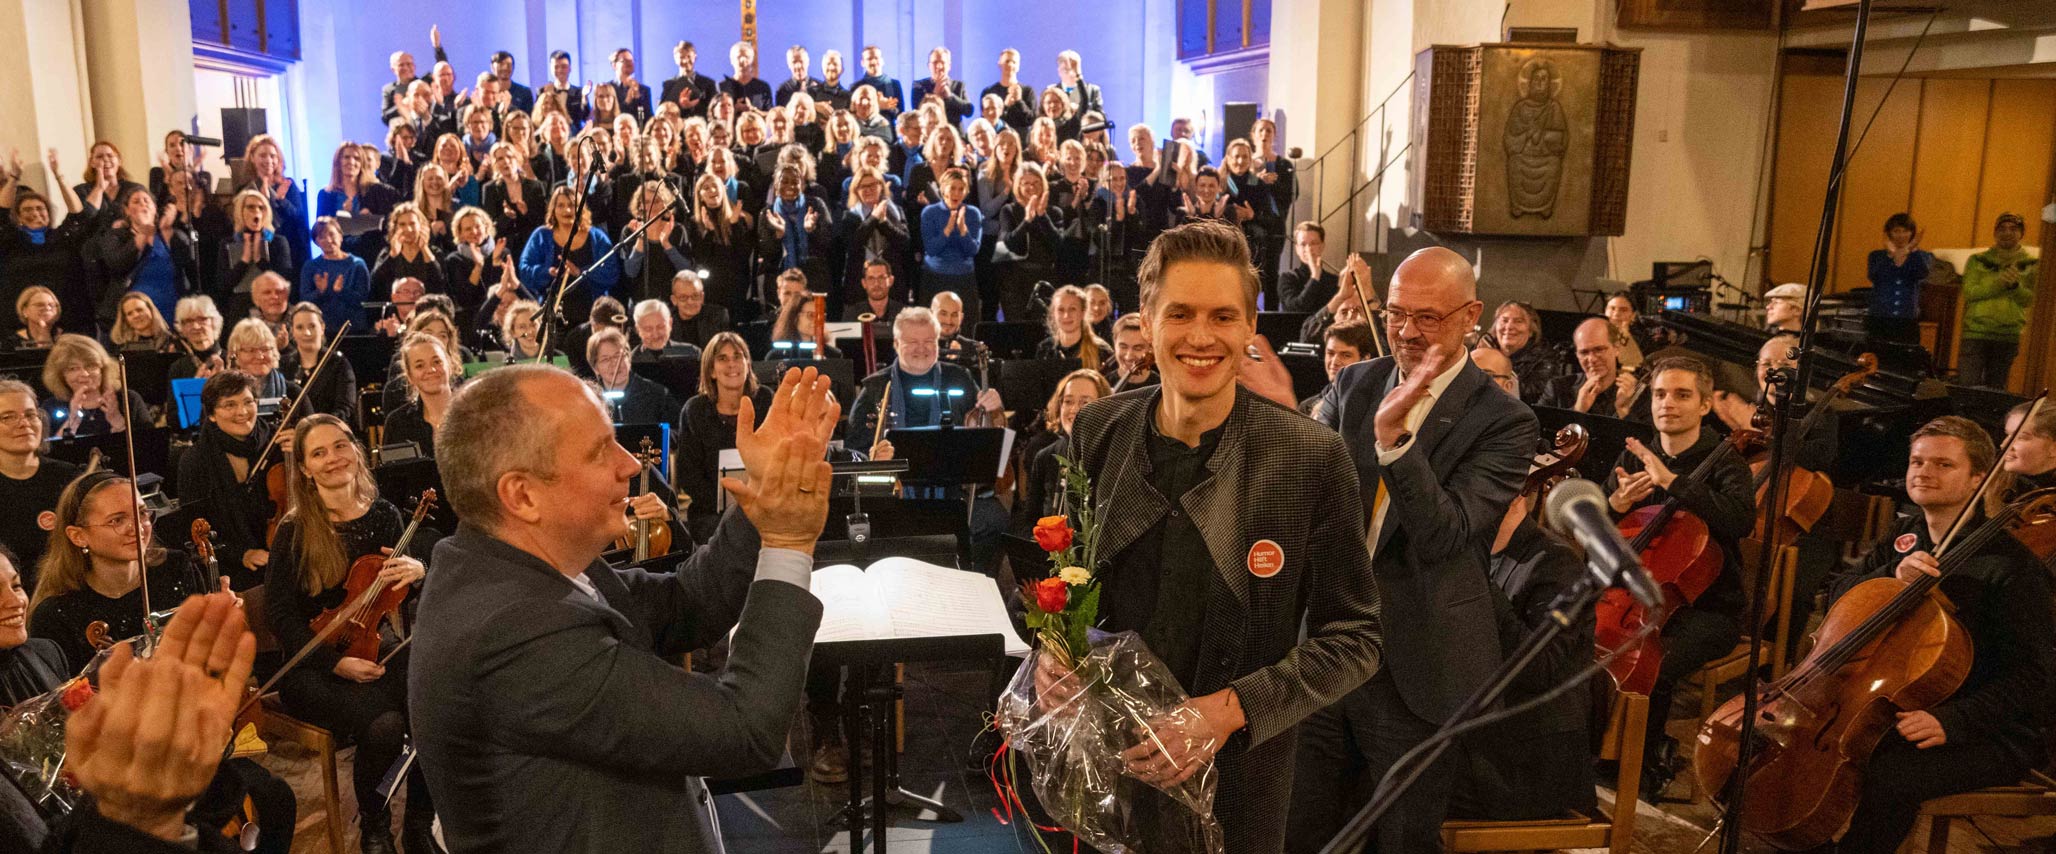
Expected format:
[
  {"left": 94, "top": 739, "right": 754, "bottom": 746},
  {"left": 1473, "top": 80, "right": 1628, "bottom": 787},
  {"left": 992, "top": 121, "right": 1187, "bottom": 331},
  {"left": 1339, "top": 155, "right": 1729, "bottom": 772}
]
[
  {"left": 520, "top": 185, "right": 617, "bottom": 324},
  {"left": 300, "top": 217, "right": 371, "bottom": 331},
  {"left": 920, "top": 166, "right": 983, "bottom": 320},
  {"left": 238, "top": 135, "right": 307, "bottom": 273},
  {"left": 85, "top": 185, "right": 196, "bottom": 326},
  {"left": 1865, "top": 211, "right": 1932, "bottom": 345}
]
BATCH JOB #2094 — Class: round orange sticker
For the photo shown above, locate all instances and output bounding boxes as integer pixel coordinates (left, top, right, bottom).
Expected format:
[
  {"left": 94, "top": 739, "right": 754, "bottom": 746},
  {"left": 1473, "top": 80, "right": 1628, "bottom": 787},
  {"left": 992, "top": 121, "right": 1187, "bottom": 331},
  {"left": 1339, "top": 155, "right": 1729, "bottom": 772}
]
[{"left": 1248, "top": 539, "right": 1284, "bottom": 578}]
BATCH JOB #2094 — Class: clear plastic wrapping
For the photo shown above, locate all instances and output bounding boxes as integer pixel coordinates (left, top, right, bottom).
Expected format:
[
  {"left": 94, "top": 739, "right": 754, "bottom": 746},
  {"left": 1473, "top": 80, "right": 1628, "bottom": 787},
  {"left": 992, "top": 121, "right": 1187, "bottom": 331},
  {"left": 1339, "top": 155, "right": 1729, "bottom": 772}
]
[{"left": 995, "top": 631, "right": 1225, "bottom": 853}]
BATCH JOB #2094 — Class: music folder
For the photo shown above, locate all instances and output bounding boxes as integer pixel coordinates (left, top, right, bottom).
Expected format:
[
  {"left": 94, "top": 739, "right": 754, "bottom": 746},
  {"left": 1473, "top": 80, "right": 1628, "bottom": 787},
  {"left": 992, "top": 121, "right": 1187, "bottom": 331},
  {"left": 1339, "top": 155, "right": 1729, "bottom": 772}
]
[
  {"left": 884, "top": 426, "right": 1009, "bottom": 485},
  {"left": 810, "top": 556, "right": 1029, "bottom": 656}
]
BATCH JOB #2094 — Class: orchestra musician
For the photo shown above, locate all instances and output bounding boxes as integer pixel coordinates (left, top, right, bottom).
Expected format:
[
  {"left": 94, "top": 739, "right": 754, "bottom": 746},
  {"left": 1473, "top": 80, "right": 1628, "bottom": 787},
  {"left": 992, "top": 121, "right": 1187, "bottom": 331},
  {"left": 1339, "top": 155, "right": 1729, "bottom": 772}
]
[
  {"left": 2004, "top": 399, "right": 2056, "bottom": 497},
  {"left": 1297, "top": 320, "right": 1372, "bottom": 422},
  {"left": 226, "top": 318, "right": 299, "bottom": 400},
  {"left": 40, "top": 335, "right": 151, "bottom": 439},
  {"left": 381, "top": 333, "right": 457, "bottom": 460},
  {"left": 27, "top": 472, "right": 203, "bottom": 692},
  {"left": 1034, "top": 284, "right": 1108, "bottom": 369},
  {"left": 282, "top": 302, "right": 361, "bottom": 424},
  {"left": 1538, "top": 317, "right": 1645, "bottom": 420},
  {"left": 1294, "top": 246, "right": 1535, "bottom": 852},
  {"left": 1820, "top": 416, "right": 2054, "bottom": 852},
  {"left": 0, "top": 380, "right": 78, "bottom": 587},
  {"left": 588, "top": 327, "right": 680, "bottom": 425},
  {"left": 1054, "top": 220, "right": 1381, "bottom": 853},
  {"left": 168, "top": 295, "right": 227, "bottom": 382},
  {"left": 848, "top": 308, "right": 1002, "bottom": 456},
  {"left": 1104, "top": 313, "right": 1157, "bottom": 389},
  {"left": 1453, "top": 483, "right": 1595, "bottom": 821},
  {"left": 1602, "top": 355, "right": 1754, "bottom": 796},
  {"left": 175, "top": 372, "right": 279, "bottom": 586},
  {"left": 264, "top": 414, "right": 434, "bottom": 854},
  {"left": 674, "top": 332, "right": 774, "bottom": 544},
  {"left": 929, "top": 291, "right": 980, "bottom": 365},
  {"left": 409, "top": 365, "right": 836, "bottom": 852}
]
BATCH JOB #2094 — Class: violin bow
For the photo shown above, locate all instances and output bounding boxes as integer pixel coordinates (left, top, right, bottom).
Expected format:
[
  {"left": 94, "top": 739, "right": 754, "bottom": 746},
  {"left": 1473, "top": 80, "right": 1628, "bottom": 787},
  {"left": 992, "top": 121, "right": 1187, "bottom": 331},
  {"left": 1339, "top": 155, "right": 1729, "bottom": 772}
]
[
  {"left": 240, "top": 321, "right": 351, "bottom": 488},
  {"left": 1934, "top": 391, "right": 2048, "bottom": 557},
  {"left": 114, "top": 355, "right": 152, "bottom": 628},
  {"left": 1345, "top": 261, "right": 1387, "bottom": 359}
]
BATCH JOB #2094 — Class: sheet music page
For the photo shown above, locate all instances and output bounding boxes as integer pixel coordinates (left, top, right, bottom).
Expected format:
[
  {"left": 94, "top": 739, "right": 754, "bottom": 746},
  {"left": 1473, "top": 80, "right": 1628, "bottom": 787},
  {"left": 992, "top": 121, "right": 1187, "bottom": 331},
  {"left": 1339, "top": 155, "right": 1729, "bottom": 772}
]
[
  {"left": 868, "top": 557, "right": 1031, "bottom": 656},
  {"left": 998, "top": 428, "right": 1016, "bottom": 480},
  {"left": 809, "top": 564, "right": 891, "bottom": 643}
]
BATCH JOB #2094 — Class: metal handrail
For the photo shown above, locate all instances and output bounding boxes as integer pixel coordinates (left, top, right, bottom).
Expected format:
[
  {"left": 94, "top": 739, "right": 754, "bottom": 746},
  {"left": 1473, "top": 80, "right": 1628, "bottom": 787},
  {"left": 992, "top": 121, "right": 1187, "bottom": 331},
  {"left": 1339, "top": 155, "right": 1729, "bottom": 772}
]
[
  {"left": 1302, "top": 71, "right": 1416, "bottom": 173},
  {"left": 1302, "top": 70, "right": 1416, "bottom": 256}
]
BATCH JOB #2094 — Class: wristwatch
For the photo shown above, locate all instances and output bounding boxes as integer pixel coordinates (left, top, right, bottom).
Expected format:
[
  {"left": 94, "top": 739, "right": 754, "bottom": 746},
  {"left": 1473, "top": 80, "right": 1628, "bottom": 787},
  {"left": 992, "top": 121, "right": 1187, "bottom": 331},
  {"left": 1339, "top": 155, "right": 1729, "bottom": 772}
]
[{"left": 1378, "top": 431, "right": 1413, "bottom": 453}]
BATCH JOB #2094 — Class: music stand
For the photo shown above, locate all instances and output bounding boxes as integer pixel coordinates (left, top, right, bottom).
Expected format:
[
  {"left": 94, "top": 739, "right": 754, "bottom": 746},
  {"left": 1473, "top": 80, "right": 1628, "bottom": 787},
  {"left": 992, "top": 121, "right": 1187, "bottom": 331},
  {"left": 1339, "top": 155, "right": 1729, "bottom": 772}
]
[
  {"left": 0, "top": 350, "right": 49, "bottom": 395},
  {"left": 339, "top": 336, "right": 398, "bottom": 388},
  {"left": 169, "top": 378, "right": 208, "bottom": 429},
  {"left": 1278, "top": 352, "right": 1328, "bottom": 402},
  {"left": 121, "top": 351, "right": 177, "bottom": 408},
  {"left": 995, "top": 359, "right": 1076, "bottom": 421},
  {"left": 48, "top": 427, "right": 170, "bottom": 482},
  {"left": 972, "top": 321, "right": 1043, "bottom": 360},
  {"left": 815, "top": 631, "right": 1006, "bottom": 854},
  {"left": 753, "top": 357, "right": 855, "bottom": 405},
  {"left": 372, "top": 457, "right": 452, "bottom": 534},
  {"left": 1255, "top": 310, "right": 1311, "bottom": 346},
  {"left": 631, "top": 354, "right": 700, "bottom": 403}
]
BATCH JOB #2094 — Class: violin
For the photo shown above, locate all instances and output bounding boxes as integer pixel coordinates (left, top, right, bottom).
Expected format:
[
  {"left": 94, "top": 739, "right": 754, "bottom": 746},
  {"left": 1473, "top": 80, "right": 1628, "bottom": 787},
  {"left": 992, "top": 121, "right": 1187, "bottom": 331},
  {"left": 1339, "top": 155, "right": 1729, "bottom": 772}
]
[
  {"left": 611, "top": 438, "right": 675, "bottom": 561},
  {"left": 1594, "top": 418, "right": 1764, "bottom": 694},
  {"left": 1749, "top": 354, "right": 1876, "bottom": 544},
  {"left": 309, "top": 490, "right": 435, "bottom": 662},
  {"left": 191, "top": 518, "right": 224, "bottom": 592},
  {"left": 251, "top": 322, "right": 351, "bottom": 543},
  {"left": 1696, "top": 461, "right": 2056, "bottom": 848}
]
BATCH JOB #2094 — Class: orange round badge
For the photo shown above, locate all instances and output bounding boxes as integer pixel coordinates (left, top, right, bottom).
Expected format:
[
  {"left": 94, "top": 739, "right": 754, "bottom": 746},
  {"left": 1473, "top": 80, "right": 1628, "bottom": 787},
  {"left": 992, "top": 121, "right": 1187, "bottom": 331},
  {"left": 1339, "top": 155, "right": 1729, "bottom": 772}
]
[{"left": 1248, "top": 539, "right": 1284, "bottom": 578}]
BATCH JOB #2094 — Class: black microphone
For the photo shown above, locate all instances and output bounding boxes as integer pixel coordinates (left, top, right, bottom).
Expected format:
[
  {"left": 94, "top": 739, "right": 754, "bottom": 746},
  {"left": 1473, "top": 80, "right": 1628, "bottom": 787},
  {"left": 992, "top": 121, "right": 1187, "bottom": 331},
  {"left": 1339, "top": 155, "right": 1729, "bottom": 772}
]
[
  {"left": 182, "top": 135, "right": 224, "bottom": 147},
  {"left": 1543, "top": 478, "right": 1663, "bottom": 610}
]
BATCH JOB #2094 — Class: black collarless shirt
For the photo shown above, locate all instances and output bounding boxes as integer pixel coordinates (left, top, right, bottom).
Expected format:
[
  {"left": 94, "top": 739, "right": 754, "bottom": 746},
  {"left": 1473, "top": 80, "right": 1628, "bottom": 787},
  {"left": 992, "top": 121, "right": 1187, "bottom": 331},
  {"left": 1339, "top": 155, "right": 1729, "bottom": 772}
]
[{"left": 1099, "top": 409, "right": 1224, "bottom": 693}]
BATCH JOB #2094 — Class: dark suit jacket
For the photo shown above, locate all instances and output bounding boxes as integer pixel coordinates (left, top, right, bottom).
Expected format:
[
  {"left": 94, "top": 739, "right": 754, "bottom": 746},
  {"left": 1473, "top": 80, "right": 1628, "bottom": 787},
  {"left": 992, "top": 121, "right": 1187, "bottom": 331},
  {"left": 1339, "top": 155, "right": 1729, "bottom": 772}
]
[
  {"left": 1069, "top": 386, "right": 1382, "bottom": 853},
  {"left": 910, "top": 78, "right": 971, "bottom": 126},
  {"left": 846, "top": 362, "right": 979, "bottom": 441},
  {"left": 1323, "top": 356, "right": 1536, "bottom": 722},
  {"left": 410, "top": 514, "right": 821, "bottom": 853},
  {"left": 672, "top": 305, "right": 730, "bottom": 349}
]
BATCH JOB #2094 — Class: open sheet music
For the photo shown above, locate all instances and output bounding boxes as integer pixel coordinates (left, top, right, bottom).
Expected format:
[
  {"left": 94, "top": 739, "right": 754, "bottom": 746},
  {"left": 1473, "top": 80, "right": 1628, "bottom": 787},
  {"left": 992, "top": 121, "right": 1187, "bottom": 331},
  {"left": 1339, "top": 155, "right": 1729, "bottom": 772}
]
[{"left": 810, "top": 557, "right": 1031, "bottom": 656}]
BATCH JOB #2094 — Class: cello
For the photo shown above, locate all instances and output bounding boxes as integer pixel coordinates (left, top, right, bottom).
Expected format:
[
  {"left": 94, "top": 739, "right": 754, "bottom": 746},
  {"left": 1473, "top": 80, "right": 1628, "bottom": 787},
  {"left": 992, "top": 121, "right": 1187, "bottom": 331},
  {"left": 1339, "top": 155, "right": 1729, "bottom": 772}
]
[
  {"left": 1522, "top": 424, "right": 1590, "bottom": 515},
  {"left": 309, "top": 490, "right": 436, "bottom": 662},
  {"left": 1750, "top": 354, "right": 1876, "bottom": 544},
  {"left": 1593, "top": 416, "right": 1765, "bottom": 693},
  {"left": 1695, "top": 446, "right": 2056, "bottom": 849}
]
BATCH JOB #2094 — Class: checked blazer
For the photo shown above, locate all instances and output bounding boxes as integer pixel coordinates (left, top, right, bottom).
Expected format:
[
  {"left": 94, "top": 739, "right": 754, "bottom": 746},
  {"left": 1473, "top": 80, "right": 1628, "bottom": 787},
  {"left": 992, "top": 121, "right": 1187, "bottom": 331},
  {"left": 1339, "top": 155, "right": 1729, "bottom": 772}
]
[{"left": 1068, "top": 384, "right": 1384, "bottom": 853}]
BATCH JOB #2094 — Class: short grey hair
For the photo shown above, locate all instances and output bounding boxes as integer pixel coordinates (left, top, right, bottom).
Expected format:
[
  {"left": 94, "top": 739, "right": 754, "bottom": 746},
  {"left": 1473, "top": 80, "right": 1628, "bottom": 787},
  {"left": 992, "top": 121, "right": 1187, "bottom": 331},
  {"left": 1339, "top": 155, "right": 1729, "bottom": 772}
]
[
  {"left": 436, "top": 365, "right": 581, "bottom": 530},
  {"left": 176, "top": 294, "right": 222, "bottom": 324},
  {"left": 632, "top": 299, "right": 669, "bottom": 323},
  {"left": 893, "top": 307, "right": 940, "bottom": 339}
]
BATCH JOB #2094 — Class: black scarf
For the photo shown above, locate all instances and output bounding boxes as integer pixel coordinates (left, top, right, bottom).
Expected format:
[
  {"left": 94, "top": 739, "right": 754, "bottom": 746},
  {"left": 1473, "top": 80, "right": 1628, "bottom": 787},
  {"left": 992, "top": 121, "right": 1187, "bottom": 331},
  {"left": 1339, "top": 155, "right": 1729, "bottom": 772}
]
[{"left": 200, "top": 420, "right": 267, "bottom": 461}]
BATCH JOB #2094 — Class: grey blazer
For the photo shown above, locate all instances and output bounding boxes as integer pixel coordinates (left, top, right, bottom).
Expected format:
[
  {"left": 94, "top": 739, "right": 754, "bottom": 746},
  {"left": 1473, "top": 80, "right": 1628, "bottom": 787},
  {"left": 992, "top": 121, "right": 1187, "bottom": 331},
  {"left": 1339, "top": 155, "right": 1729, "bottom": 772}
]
[
  {"left": 409, "top": 508, "right": 821, "bottom": 853},
  {"left": 1069, "top": 385, "right": 1383, "bottom": 853},
  {"left": 1324, "top": 356, "right": 1538, "bottom": 722}
]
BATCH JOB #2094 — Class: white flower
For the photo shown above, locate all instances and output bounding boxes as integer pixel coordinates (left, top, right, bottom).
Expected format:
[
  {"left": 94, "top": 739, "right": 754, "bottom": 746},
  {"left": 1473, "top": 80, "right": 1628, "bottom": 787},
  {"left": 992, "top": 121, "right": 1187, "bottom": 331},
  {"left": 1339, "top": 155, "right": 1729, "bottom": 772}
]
[{"left": 1058, "top": 565, "right": 1092, "bottom": 585}]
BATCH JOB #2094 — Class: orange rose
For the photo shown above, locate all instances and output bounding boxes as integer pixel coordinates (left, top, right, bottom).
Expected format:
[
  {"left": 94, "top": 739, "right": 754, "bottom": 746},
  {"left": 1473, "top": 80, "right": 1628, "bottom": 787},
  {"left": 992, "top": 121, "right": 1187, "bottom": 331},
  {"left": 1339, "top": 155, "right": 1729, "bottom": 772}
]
[
  {"left": 1033, "top": 515, "right": 1073, "bottom": 553},
  {"left": 1033, "top": 577, "right": 1069, "bottom": 613}
]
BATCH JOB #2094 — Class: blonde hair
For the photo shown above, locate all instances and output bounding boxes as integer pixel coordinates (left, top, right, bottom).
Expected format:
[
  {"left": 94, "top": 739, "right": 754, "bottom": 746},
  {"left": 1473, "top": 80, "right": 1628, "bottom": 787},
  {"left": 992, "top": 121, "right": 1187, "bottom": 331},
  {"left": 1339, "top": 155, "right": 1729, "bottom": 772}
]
[
  {"left": 14, "top": 286, "right": 57, "bottom": 325},
  {"left": 1045, "top": 286, "right": 1106, "bottom": 369},
  {"left": 399, "top": 331, "right": 456, "bottom": 401},
  {"left": 285, "top": 414, "right": 379, "bottom": 595},
  {"left": 1043, "top": 368, "right": 1112, "bottom": 433},
  {"left": 500, "top": 300, "right": 542, "bottom": 352},
  {"left": 30, "top": 473, "right": 164, "bottom": 618},
  {"left": 386, "top": 201, "right": 431, "bottom": 256},
  {"left": 232, "top": 189, "right": 276, "bottom": 232},
  {"left": 450, "top": 205, "right": 496, "bottom": 247},
  {"left": 41, "top": 334, "right": 122, "bottom": 398},
  {"left": 227, "top": 317, "right": 279, "bottom": 359}
]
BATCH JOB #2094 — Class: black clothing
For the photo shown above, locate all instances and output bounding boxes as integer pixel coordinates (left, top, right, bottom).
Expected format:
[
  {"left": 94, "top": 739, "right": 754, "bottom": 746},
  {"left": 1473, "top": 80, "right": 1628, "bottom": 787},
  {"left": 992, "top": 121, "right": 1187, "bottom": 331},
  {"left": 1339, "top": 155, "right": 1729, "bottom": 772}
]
[
  {"left": 281, "top": 347, "right": 360, "bottom": 425},
  {"left": 1537, "top": 370, "right": 1651, "bottom": 423},
  {"left": 381, "top": 399, "right": 438, "bottom": 458},
  {"left": 0, "top": 458, "right": 79, "bottom": 588},
  {"left": 1451, "top": 519, "right": 1596, "bottom": 820},
  {"left": 175, "top": 423, "right": 277, "bottom": 590},
  {"left": 688, "top": 222, "right": 754, "bottom": 311},
  {"left": 844, "top": 362, "right": 981, "bottom": 441},
  {"left": 720, "top": 76, "right": 774, "bottom": 112},
  {"left": 481, "top": 178, "right": 547, "bottom": 252},
  {"left": 265, "top": 500, "right": 431, "bottom": 818},
  {"left": 831, "top": 208, "right": 911, "bottom": 308},
  {"left": 909, "top": 78, "right": 971, "bottom": 127},
  {"left": 979, "top": 80, "right": 1038, "bottom": 131},
  {"left": 841, "top": 300, "right": 906, "bottom": 324},
  {"left": 774, "top": 77, "right": 819, "bottom": 108},
  {"left": 0, "top": 638, "right": 68, "bottom": 707},
  {"left": 1602, "top": 428, "right": 1755, "bottom": 746},
  {"left": 674, "top": 388, "right": 774, "bottom": 543},
  {"left": 620, "top": 237, "right": 693, "bottom": 306},
  {"left": 1018, "top": 432, "right": 1071, "bottom": 524},
  {"left": 604, "top": 372, "right": 680, "bottom": 425},
  {"left": 1277, "top": 264, "right": 1338, "bottom": 315},
  {"left": 1033, "top": 335, "right": 1102, "bottom": 368},
  {"left": 84, "top": 225, "right": 201, "bottom": 327},
  {"left": 660, "top": 72, "right": 718, "bottom": 116},
  {"left": 216, "top": 231, "right": 295, "bottom": 311},
  {"left": 438, "top": 246, "right": 506, "bottom": 310},
  {"left": 993, "top": 201, "right": 1070, "bottom": 321},
  {"left": 0, "top": 211, "right": 94, "bottom": 333},
  {"left": 369, "top": 248, "right": 447, "bottom": 302},
  {"left": 1505, "top": 342, "right": 1564, "bottom": 405},
  {"left": 29, "top": 555, "right": 201, "bottom": 678},
  {"left": 671, "top": 306, "right": 730, "bottom": 349},
  {"left": 40, "top": 391, "right": 150, "bottom": 441},
  {"left": 1099, "top": 413, "right": 1224, "bottom": 693}
]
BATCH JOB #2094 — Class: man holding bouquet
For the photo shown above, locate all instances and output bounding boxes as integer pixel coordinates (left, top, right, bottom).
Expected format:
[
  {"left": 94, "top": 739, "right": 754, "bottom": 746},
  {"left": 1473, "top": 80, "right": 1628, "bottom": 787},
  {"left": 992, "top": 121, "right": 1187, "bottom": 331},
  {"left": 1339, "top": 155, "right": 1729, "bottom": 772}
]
[{"left": 1056, "top": 220, "right": 1384, "bottom": 852}]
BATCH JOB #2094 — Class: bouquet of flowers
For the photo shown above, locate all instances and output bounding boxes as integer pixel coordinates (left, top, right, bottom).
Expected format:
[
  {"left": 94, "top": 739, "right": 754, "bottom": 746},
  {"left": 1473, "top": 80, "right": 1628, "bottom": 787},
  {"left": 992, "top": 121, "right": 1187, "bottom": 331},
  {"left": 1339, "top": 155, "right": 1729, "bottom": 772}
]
[
  {"left": 995, "top": 457, "right": 1225, "bottom": 853},
  {"left": 0, "top": 650, "right": 115, "bottom": 821}
]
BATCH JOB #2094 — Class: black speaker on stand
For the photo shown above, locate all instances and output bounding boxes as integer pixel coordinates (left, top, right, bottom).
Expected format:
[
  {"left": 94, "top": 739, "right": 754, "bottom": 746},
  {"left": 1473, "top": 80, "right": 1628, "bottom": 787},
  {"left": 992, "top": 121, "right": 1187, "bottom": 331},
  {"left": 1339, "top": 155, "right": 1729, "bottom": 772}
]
[
  {"left": 220, "top": 107, "right": 267, "bottom": 161},
  {"left": 1221, "top": 102, "right": 1259, "bottom": 146}
]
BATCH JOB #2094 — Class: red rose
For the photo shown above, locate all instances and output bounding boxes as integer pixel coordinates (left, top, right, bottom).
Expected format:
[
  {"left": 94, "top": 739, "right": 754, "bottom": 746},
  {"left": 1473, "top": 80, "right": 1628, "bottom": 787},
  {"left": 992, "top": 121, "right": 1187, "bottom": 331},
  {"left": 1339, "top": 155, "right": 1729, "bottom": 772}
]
[
  {"left": 1033, "top": 516, "right": 1073, "bottom": 553},
  {"left": 59, "top": 679, "right": 95, "bottom": 713},
  {"left": 1033, "top": 577, "right": 1069, "bottom": 613}
]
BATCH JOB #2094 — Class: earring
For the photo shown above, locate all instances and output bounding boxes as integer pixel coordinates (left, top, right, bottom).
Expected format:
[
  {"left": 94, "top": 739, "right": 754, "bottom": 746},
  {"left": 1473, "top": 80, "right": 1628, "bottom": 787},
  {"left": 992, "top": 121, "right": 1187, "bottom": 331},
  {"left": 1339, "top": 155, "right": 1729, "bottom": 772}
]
[{"left": 80, "top": 545, "right": 90, "bottom": 556}]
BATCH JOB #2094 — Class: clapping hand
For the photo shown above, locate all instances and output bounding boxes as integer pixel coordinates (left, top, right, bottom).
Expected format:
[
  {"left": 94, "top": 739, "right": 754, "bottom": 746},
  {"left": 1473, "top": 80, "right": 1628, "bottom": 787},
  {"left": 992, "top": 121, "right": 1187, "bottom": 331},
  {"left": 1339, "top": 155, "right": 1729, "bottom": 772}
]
[
  {"left": 723, "top": 367, "right": 839, "bottom": 553},
  {"left": 764, "top": 209, "right": 786, "bottom": 236},
  {"left": 1623, "top": 438, "right": 1677, "bottom": 490},
  {"left": 1374, "top": 342, "right": 1456, "bottom": 448},
  {"left": 1609, "top": 467, "right": 1656, "bottom": 513},
  {"left": 803, "top": 206, "right": 819, "bottom": 231},
  {"left": 64, "top": 593, "right": 254, "bottom": 842},
  {"left": 1238, "top": 334, "right": 1297, "bottom": 409}
]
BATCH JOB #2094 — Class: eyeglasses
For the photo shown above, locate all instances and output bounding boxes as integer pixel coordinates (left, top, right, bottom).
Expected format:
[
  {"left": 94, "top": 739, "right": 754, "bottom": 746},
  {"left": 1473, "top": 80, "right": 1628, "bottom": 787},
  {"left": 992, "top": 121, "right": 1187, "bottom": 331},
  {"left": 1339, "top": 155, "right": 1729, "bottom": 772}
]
[
  {"left": 0, "top": 411, "right": 38, "bottom": 428},
  {"left": 1379, "top": 302, "right": 1477, "bottom": 334},
  {"left": 80, "top": 511, "right": 152, "bottom": 532}
]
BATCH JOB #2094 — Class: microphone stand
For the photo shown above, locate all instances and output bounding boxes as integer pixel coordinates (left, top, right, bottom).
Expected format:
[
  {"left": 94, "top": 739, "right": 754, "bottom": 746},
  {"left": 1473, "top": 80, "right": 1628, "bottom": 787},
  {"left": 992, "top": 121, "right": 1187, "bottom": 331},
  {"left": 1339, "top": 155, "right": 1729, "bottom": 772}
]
[
  {"left": 534, "top": 135, "right": 605, "bottom": 360},
  {"left": 1717, "top": 2, "right": 1873, "bottom": 851},
  {"left": 1321, "top": 570, "right": 1633, "bottom": 853},
  {"left": 536, "top": 178, "right": 687, "bottom": 363}
]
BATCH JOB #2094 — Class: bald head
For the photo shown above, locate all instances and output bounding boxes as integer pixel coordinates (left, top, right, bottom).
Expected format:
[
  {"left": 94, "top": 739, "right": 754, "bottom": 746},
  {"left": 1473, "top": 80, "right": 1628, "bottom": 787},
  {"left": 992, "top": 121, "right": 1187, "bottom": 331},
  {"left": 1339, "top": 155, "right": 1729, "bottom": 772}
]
[
  {"left": 1385, "top": 246, "right": 1482, "bottom": 372},
  {"left": 1571, "top": 317, "right": 1619, "bottom": 380},
  {"left": 1470, "top": 346, "right": 1516, "bottom": 396}
]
